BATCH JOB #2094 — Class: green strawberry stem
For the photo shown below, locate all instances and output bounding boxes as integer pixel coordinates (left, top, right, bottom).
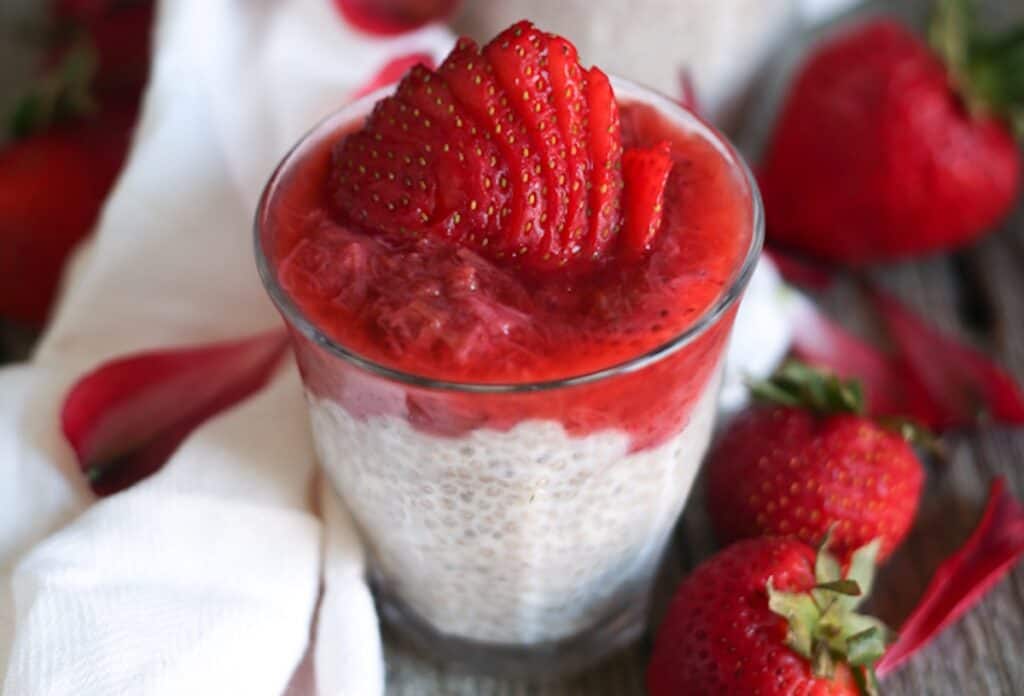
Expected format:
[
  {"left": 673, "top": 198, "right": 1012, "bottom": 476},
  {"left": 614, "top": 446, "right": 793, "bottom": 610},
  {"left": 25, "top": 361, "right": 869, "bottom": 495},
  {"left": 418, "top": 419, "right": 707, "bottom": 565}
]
[
  {"left": 8, "top": 36, "right": 98, "bottom": 138},
  {"left": 750, "top": 361, "right": 939, "bottom": 449},
  {"left": 768, "top": 537, "right": 892, "bottom": 696},
  {"left": 931, "top": 0, "right": 1024, "bottom": 138},
  {"left": 748, "top": 361, "right": 865, "bottom": 416}
]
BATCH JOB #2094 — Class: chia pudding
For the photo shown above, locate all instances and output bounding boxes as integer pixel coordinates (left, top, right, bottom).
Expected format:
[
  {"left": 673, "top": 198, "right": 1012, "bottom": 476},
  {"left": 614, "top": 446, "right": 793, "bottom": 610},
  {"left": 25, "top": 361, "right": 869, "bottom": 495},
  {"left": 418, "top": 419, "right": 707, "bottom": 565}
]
[
  {"left": 255, "top": 23, "right": 762, "bottom": 675},
  {"left": 308, "top": 365, "right": 721, "bottom": 645}
]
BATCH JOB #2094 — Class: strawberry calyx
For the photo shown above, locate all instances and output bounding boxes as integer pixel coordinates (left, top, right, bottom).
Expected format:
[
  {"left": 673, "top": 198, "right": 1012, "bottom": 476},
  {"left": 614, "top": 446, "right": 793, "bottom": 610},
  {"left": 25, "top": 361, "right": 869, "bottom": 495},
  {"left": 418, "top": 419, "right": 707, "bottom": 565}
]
[
  {"left": 749, "top": 360, "right": 866, "bottom": 416},
  {"left": 751, "top": 360, "right": 938, "bottom": 447},
  {"left": 768, "top": 536, "right": 893, "bottom": 696},
  {"left": 9, "top": 37, "right": 98, "bottom": 138},
  {"left": 930, "top": 0, "right": 1024, "bottom": 138}
]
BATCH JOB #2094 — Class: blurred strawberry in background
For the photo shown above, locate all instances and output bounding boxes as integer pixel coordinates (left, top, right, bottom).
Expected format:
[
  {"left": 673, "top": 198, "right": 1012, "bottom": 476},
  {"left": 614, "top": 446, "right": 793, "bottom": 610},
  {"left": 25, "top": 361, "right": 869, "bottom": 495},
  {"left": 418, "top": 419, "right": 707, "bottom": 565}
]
[
  {"left": 760, "top": 0, "right": 1023, "bottom": 266},
  {"left": 0, "top": 0, "right": 152, "bottom": 327}
]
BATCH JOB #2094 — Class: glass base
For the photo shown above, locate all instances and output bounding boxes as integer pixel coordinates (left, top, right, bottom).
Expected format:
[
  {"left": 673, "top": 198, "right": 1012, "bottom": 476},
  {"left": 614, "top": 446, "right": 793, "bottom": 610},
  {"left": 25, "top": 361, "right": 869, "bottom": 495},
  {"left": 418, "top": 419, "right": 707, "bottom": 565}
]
[{"left": 373, "top": 578, "right": 648, "bottom": 679}]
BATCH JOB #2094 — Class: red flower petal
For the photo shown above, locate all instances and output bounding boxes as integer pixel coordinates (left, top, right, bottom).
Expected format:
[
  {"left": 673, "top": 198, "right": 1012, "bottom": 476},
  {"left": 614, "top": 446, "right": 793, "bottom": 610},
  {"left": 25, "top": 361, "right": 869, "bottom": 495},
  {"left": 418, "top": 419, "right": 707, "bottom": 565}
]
[
  {"left": 677, "top": 67, "right": 700, "bottom": 115},
  {"left": 332, "top": 0, "right": 458, "bottom": 36},
  {"left": 877, "top": 477, "right": 1024, "bottom": 676},
  {"left": 352, "top": 52, "right": 436, "bottom": 101},
  {"left": 62, "top": 330, "right": 289, "bottom": 495},
  {"left": 789, "top": 296, "right": 904, "bottom": 417},
  {"left": 765, "top": 246, "right": 835, "bottom": 290},
  {"left": 867, "top": 286, "right": 1024, "bottom": 430}
]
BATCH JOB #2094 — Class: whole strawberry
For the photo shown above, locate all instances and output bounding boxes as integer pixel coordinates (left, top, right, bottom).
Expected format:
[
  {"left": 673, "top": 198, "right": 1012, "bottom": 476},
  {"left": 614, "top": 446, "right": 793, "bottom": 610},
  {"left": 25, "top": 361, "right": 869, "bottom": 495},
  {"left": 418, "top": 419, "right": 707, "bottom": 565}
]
[
  {"left": 707, "top": 362, "right": 924, "bottom": 562},
  {"left": 1, "top": 4, "right": 148, "bottom": 326},
  {"left": 0, "top": 104, "right": 135, "bottom": 325},
  {"left": 648, "top": 536, "right": 891, "bottom": 695},
  {"left": 759, "top": 1, "right": 1023, "bottom": 265}
]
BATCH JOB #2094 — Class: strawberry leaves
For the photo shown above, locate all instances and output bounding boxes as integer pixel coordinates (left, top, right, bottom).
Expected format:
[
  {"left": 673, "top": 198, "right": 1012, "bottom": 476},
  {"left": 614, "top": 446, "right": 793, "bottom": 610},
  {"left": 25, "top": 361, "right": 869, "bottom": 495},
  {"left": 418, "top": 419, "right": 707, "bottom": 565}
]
[
  {"left": 930, "top": 0, "right": 1024, "bottom": 138},
  {"left": 9, "top": 39, "right": 98, "bottom": 138},
  {"left": 748, "top": 360, "right": 866, "bottom": 416},
  {"left": 62, "top": 330, "right": 289, "bottom": 495},
  {"left": 768, "top": 537, "right": 891, "bottom": 695}
]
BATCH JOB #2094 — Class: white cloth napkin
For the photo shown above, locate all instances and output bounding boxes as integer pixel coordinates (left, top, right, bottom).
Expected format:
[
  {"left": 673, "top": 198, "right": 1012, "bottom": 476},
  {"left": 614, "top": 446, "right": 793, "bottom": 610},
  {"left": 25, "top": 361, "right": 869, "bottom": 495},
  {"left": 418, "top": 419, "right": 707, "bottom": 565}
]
[
  {"left": 0, "top": 1, "right": 451, "bottom": 694},
  {"left": 0, "top": 0, "right": 843, "bottom": 693}
]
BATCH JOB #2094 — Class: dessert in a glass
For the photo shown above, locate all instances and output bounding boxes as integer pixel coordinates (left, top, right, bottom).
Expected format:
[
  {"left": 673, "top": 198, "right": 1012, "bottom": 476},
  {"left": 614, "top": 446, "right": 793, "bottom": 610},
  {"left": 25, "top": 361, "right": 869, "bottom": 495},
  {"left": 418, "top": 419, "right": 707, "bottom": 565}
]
[{"left": 255, "top": 21, "right": 762, "bottom": 676}]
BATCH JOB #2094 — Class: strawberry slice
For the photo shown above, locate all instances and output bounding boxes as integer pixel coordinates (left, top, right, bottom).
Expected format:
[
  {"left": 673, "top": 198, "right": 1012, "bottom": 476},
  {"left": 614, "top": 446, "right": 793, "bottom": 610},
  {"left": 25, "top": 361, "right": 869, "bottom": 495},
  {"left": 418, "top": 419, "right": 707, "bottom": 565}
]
[
  {"left": 484, "top": 21, "right": 568, "bottom": 267},
  {"left": 333, "top": 66, "right": 510, "bottom": 246},
  {"left": 585, "top": 67, "right": 624, "bottom": 259},
  {"left": 547, "top": 34, "right": 590, "bottom": 261},
  {"left": 439, "top": 37, "right": 545, "bottom": 259},
  {"left": 332, "top": 132, "right": 442, "bottom": 237},
  {"left": 620, "top": 141, "right": 673, "bottom": 260},
  {"left": 394, "top": 64, "right": 510, "bottom": 245}
]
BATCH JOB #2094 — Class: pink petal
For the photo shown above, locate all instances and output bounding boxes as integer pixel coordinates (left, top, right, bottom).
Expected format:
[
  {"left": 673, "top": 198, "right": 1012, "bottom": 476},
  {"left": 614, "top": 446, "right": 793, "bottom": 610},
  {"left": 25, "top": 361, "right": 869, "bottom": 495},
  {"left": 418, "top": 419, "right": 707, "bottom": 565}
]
[
  {"left": 332, "top": 0, "right": 458, "bottom": 36},
  {"left": 677, "top": 67, "right": 701, "bottom": 115},
  {"left": 62, "top": 330, "right": 289, "bottom": 495},
  {"left": 789, "top": 297, "right": 904, "bottom": 417},
  {"left": 877, "top": 477, "right": 1024, "bottom": 676},
  {"left": 867, "top": 286, "right": 1024, "bottom": 430},
  {"left": 352, "top": 52, "right": 436, "bottom": 101},
  {"left": 765, "top": 246, "right": 835, "bottom": 290}
]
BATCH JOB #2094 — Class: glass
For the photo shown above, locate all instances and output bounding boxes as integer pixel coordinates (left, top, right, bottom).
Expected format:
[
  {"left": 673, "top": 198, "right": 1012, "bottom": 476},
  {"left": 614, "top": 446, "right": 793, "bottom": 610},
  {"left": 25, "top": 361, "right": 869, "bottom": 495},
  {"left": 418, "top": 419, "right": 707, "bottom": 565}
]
[{"left": 255, "top": 76, "right": 764, "bottom": 677}]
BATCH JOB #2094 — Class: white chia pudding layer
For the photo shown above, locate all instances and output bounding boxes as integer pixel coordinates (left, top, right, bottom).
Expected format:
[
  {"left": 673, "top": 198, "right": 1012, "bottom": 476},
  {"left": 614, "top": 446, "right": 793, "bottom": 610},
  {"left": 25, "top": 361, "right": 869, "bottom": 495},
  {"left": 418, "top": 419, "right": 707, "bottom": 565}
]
[{"left": 310, "top": 368, "right": 722, "bottom": 645}]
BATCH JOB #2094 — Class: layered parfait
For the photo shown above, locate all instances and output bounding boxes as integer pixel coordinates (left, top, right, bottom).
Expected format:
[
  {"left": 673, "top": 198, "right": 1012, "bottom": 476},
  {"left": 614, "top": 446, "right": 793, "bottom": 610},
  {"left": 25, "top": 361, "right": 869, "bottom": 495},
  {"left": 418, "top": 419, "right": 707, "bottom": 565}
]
[{"left": 256, "top": 21, "right": 760, "bottom": 674}]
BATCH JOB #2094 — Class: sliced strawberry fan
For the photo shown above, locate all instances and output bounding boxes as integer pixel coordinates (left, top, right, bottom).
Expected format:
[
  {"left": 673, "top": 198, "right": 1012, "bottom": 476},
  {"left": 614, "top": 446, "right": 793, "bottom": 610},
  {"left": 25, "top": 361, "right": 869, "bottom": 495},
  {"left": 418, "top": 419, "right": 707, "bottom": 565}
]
[
  {"left": 62, "top": 330, "right": 289, "bottom": 495},
  {"left": 331, "top": 20, "right": 668, "bottom": 272},
  {"left": 878, "top": 477, "right": 1024, "bottom": 676}
]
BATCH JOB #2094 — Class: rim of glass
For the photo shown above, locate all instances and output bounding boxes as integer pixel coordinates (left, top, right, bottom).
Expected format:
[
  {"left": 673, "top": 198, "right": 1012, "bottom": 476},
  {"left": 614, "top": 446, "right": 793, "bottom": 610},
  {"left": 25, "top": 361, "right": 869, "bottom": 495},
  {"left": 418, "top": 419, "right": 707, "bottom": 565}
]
[{"left": 254, "top": 75, "right": 764, "bottom": 394}]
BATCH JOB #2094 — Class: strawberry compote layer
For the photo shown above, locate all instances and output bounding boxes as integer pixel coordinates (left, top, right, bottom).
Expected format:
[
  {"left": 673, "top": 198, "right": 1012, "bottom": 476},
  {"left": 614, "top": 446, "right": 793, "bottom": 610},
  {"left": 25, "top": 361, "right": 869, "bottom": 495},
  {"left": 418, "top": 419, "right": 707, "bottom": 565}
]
[
  {"left": 267, "top": 97, "right": 751, "bottom": 451},
  {"left": 259, "top": 77, "right": 757, "bottom": 658}
]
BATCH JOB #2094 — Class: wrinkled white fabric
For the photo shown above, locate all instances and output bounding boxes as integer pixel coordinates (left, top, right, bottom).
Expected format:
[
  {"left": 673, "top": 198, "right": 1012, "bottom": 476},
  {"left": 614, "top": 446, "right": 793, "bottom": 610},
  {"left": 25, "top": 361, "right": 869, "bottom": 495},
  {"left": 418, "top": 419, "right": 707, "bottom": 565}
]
[
  {"left": 0, "top": 0, "right": 858, "bottom": 692},
  {"left": 0, "top": 1, "right": 452, "bottom": 694}
]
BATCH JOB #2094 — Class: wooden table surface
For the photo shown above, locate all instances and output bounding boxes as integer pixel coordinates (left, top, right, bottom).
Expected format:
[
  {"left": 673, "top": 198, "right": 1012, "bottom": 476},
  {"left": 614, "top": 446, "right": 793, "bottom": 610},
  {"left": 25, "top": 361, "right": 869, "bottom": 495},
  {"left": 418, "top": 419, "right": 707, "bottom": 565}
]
[{"left": 2, "top": 1, "right": 1022, "bottom": 694}]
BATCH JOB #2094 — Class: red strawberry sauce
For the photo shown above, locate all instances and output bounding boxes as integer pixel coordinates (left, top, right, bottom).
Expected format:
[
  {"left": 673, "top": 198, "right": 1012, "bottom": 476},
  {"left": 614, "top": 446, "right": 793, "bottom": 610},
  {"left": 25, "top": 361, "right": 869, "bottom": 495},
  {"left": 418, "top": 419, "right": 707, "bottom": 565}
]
[{"left": 263, "top": 98, "right": 753, "bottom": 450}]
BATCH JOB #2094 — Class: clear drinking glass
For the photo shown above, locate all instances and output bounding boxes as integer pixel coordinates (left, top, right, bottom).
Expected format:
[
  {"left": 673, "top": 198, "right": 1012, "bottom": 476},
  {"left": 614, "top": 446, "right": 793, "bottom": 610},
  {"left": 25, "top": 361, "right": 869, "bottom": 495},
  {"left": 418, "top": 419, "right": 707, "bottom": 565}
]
[{"left": 255, "top": 77, "right": 763, "bottom": 677}]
